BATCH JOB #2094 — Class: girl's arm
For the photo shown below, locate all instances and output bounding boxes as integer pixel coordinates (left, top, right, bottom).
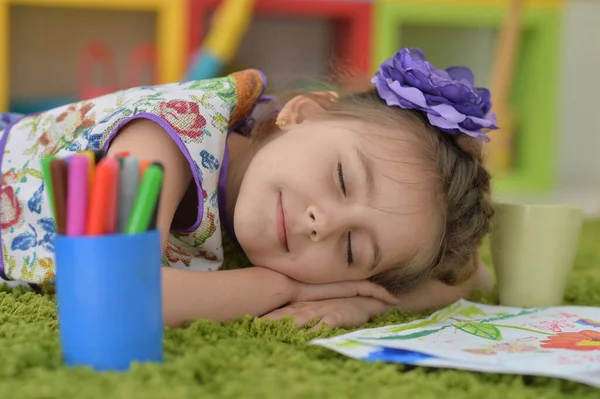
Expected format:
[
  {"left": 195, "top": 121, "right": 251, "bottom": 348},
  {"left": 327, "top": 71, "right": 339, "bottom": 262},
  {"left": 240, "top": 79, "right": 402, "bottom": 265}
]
[
  {"left": 106, "top": 119, "right": 192, "bottom": 250},
  {"left": 161, "top": 266, "right": 400, "bottom": 327},
  {"left": 107, "top": 120, "right": 400, "bottom": 327},
  {"left": 161, "top": 266, "right": 295, "bottom": 326}
]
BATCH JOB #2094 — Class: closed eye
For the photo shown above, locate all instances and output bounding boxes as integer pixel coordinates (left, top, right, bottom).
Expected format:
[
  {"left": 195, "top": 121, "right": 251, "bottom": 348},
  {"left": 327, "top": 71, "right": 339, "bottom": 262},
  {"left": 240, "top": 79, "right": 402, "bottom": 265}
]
[
  {"left": 337, "top": 162, "right": 347, "bottom": 196},
  {"left": 347, "top": 232, "right": 354, "bottom": 265},
  {"left": 338, "top": 163, "right": 353, "bottom": 265}
]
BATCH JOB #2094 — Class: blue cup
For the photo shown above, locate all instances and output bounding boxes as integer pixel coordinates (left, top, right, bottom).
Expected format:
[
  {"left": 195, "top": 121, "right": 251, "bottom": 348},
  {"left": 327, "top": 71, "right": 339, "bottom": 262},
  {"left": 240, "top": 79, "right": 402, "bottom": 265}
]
[{"left": 55, "top": 230, "right": 163, "bottom": 371}]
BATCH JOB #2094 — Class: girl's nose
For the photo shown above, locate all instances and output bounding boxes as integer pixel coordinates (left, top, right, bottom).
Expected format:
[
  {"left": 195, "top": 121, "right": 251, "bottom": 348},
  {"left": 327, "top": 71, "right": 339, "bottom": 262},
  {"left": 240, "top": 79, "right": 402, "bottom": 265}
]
[{"left": 305, "top": 204, "right": 344, "bottom": 242}]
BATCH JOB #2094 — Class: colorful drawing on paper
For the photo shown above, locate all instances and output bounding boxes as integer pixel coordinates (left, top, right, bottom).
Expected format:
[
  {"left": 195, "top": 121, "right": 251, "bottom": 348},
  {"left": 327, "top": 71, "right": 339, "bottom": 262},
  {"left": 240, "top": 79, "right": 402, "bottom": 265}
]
[{"left": 310, "top": 300, "right": 600, "bottom": 388}]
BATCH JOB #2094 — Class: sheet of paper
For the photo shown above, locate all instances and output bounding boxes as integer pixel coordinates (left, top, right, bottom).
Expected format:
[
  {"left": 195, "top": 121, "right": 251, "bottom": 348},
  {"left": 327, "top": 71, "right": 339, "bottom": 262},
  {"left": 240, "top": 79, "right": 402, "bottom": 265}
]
[{"left": 311, "top": 300, "right": 600, "bottom": 388}]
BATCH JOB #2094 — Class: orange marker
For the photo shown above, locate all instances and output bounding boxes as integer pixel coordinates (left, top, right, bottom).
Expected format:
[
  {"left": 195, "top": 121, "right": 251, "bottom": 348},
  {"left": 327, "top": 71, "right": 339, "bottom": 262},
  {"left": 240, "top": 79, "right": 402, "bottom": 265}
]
[
  {"left": 139, "top": 160, "right": 151, "bottom": 176},
  {"left": 86, "top": 158, "right": 120, "bottom": 236}
]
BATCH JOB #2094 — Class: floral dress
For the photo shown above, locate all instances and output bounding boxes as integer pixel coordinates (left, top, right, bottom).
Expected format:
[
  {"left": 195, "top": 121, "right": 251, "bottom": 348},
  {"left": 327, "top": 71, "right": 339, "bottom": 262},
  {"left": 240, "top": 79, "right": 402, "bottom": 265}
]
[{"left": 0, "top": 69, "right": 267, "bottom": 286}]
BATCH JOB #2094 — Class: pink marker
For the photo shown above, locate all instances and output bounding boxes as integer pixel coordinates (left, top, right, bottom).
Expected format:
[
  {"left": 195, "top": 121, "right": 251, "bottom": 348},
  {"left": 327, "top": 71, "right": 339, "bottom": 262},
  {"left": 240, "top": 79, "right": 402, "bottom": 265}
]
[{"left": 66, "top": 155, "right": 90, "bottom": 236}]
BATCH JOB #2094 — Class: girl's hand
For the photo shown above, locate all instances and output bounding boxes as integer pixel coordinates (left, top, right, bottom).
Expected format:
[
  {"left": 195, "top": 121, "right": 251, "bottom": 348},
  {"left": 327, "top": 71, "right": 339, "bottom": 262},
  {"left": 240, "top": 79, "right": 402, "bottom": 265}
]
[
  {"left": 475, "top": 260, "right": 494, "bottom": 292},
  {"left": 291, "top": 279, "right": 400, "bottom": 306},
  {"left": 262, "top": 297, "right": 390, "bottom": 330}
]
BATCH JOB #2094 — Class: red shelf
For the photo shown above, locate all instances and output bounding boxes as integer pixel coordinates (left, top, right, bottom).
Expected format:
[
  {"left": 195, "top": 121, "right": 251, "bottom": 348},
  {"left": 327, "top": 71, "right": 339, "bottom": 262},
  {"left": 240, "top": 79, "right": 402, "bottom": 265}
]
[{"left": 188, "top": 0, "right": 372, "bottom": 79}]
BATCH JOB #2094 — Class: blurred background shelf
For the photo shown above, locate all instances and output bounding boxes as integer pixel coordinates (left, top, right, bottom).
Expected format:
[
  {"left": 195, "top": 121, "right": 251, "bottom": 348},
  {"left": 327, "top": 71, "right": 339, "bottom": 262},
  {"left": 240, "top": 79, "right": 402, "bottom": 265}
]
[
  {"left": 0, "top": 0, "right": 186, "bottom": 113},
  {"left": 188, "top": 0, "right": 372, "bottom": 90},
  {"left": 0, "top": 0, "right": 598, "bottom": 206}
]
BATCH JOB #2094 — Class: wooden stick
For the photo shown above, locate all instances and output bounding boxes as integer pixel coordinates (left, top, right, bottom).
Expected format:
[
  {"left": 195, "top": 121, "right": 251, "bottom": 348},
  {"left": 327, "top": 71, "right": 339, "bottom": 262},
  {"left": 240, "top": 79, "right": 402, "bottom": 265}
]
[{"left": 490, "top": 0, "right": 524, "bottom": 110}]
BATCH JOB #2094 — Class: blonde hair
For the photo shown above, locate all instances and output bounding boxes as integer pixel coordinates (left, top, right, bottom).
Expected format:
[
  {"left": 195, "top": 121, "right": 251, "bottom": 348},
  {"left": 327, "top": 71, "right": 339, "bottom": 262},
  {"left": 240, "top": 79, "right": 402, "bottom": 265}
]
[{"left": 245, "top": 87, "right": 493, "bottom": 294}]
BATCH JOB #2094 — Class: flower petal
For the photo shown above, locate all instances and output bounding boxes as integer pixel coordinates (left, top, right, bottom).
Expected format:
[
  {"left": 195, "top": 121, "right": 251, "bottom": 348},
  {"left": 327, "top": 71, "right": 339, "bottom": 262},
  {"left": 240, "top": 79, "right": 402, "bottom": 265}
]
[
  {"left": 398, "top": 50, "right": 417, "bottom": 71},
  {"left": 446, "top": 66, "right": 475, "bottom": 85},
  {"left": 372, "top": 75, "right": 420, "bottom": 109},
  {"left": 372, "top": 74, "right": 398, "bottom": 106},
  {"left": 380, "top": 58, "right": 394, "bottom": 70},
  {"left": 460, "top": 119, "right": 484, "bottom": 131},
  {"left": 431, "top": 67, "right": 451, "bottom": 82},
  {"left": 429, "top": 113, "right": 490, "bottom": 141},
  {"left": 408, "top": 47, "right": 426, "bottom": 60},
  {"left": 430, "top": 103, "right": 467, "bottom": 123},
  {"left": 438, "top": 82, "right": 477, "bottom": 104},
  {"left": 486, "top": 111, "right": 498, "bottom": 126},
  {"left": 388, "top": 80, "right": 428, "bottom": 108},
  {"left": 422, "top": 94, "right": 446, "bottom": 107},
  {"left": 475, "top": 87, "right": 493, "bottom": 114},
  {"left": 427, "top": 113, "right": 460, "bottom": 130},
  {"left": 385, "top": 61, "right": 407, "bottom": 86},
  {"left": 405, "top": 69, "right": 441, "bottom": 96},
  {"left": 452, "top": 102, "right": 485, "bottom": 118},
  {"left": 475, "top": 87, "right": 491, "bottom": 103},
  {"left": 462, "top": 114, "right": 498, "bottom": 129}
]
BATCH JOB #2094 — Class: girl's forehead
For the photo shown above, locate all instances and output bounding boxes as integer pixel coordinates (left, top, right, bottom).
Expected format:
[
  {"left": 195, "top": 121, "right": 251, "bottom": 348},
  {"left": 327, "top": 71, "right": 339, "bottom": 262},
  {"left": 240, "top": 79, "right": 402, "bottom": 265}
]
[
  {"left": 360, "top": 133, "right": 435, "bottom": 179},
  {"left": 305, "top": 118, "right": 438, "bottom": 195},
  {"left": 325, "top": 118, "right": 428, "bottom": 155},
  {"left": 356, "top": 125, "right": 442, "bottom": 235}
]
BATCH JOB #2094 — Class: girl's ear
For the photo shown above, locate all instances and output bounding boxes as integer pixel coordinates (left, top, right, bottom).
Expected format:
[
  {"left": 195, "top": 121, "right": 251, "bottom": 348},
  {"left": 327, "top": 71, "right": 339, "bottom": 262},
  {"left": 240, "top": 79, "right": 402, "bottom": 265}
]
[{"left": 276, "top": 91, "right": 339, "bottom": 130}]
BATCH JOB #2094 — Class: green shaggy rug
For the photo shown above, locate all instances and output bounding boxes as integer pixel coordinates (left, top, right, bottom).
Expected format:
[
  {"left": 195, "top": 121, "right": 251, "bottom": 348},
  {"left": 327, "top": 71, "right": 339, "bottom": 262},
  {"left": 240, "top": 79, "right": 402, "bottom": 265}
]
[{"left": 1, "top": 221, "right": 599, "bottom": 399}]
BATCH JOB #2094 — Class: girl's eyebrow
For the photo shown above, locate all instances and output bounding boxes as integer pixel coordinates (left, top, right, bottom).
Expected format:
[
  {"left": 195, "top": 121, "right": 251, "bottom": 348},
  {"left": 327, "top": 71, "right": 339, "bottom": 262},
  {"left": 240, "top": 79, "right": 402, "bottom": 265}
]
[{"left": 355, "top": 147, "right": 375, "bottom": 201}]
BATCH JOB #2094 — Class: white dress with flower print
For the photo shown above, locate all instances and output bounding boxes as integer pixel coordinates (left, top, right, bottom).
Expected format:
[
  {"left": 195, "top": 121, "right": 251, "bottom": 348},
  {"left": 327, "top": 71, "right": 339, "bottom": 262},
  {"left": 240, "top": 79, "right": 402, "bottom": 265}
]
[{"left": 0, "top": 69, "right": 266, "bottom": 285}]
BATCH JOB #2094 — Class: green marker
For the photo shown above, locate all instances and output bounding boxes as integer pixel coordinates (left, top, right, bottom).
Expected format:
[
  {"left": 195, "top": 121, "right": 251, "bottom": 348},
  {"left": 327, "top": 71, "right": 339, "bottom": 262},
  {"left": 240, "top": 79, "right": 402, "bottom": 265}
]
[
  {"left": 41, "top": 155, "right": 56, "bottom": 218},
  {"left": 125, "top": 163, "right": 164, "bottom": 234}
]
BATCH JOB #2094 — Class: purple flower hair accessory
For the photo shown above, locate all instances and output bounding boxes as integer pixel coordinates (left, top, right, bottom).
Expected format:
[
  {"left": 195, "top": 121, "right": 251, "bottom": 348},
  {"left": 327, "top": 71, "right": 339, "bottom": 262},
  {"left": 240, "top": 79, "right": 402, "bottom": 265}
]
[{"left": 372, "top": 48, "right": 498, "bottom": 141}]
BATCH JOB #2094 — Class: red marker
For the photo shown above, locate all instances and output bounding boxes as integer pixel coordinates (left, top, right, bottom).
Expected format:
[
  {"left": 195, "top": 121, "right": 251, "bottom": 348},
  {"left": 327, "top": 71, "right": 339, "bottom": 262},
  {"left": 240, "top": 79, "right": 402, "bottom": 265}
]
[{"left": 86, "top": 158, "right": 120, "bottom": 236}]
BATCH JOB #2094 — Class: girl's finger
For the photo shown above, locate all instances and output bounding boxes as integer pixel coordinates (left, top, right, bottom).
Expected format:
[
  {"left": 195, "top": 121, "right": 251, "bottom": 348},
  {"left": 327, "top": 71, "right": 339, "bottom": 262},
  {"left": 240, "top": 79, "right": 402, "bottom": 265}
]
[
  {"left": 298, "top": 281, "right": 397, "bottom": 303},
  {"left": 309, "top": 319, "right": 330, "bottom": 332},
  {"left": 354, "top": 281, "right": 400, "bottom": 305},
  {"left": 261, "top": 309, "right": 285, "bottom": 321},
  {"left": 261, "top": 308, "right": 316, "bottom": 327},
  {"left": 310, "top": 312, "right": 346, "bottom": 331}
]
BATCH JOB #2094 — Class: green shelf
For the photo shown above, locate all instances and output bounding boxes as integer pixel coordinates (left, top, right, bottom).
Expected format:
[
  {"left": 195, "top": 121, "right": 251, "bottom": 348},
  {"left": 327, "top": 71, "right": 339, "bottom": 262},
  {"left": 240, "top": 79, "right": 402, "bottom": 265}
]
[{"left": 373, "top": 3, "right": 563, "bottom": 195}]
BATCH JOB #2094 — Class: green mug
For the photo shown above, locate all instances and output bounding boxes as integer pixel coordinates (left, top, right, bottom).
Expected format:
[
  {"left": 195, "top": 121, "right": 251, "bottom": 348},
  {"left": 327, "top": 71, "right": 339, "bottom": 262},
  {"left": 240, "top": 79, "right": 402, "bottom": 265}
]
[{"left": 490, "top": 203, "right": 583, "bottom": 308}]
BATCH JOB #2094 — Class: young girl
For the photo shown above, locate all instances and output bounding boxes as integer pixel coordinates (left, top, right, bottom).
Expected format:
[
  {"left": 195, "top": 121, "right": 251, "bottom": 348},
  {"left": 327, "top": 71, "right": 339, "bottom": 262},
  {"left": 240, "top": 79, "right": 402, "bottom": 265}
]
[{"left": 0, "top": 48, "right": 495, "bottom": 329}]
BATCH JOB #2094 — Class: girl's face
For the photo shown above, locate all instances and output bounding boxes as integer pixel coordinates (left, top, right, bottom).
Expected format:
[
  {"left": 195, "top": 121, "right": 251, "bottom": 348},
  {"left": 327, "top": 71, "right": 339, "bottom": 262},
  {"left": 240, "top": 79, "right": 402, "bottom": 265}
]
[{"left": 233, "top": 118, "right": 440, "bottom": 284}]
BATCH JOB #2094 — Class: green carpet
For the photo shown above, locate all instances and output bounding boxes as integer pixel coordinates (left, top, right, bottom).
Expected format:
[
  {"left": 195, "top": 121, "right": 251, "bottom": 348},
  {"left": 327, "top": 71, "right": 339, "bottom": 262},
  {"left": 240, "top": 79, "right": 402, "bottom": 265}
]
[{"left": 2, "top": 221, "right": 600, "bottom": 399}]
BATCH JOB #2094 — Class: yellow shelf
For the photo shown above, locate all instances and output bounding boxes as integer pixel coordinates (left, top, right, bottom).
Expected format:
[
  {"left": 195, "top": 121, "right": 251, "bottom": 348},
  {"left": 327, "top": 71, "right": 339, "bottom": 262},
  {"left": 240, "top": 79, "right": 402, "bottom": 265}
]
[
  {"left": 0, "top": 0, "right": 187, "bottom": 112},
  {"left": 4, "top": 0, "right": 174, "bottom": 11},
  {"left": 0, "top": 1, "right": 8, "bottom": 112}
]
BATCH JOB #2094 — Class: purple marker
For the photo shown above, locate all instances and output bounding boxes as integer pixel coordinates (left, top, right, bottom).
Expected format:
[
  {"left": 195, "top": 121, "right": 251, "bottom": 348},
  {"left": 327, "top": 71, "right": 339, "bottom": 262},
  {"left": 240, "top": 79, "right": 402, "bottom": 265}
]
[{"left": 66, "top": 155, "right": 89, "bottom": 236}]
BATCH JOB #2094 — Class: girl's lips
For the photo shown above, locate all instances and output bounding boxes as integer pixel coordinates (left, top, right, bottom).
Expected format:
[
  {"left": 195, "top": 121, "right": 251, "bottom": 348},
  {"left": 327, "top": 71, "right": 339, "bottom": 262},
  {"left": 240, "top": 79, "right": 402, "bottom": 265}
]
[{"left": 277, "top": 192, "right": 289, "bottom": 251}]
